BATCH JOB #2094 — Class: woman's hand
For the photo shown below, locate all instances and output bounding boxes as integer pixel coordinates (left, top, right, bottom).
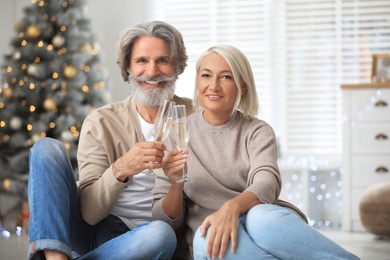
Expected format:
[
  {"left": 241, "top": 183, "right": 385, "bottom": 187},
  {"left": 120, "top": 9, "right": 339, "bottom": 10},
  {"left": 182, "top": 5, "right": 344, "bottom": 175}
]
[
  {"left": 199, "top": 201, "right": 240, "bottom": 259},
  {"left": 162, "top": 148, "right": 187, "bottom": 183},
  {"left": 161, "top": 148, "right": 188, "bottom": 219},
  {"left": 199, "top": 192, "right": 261, "bottom": 259}
]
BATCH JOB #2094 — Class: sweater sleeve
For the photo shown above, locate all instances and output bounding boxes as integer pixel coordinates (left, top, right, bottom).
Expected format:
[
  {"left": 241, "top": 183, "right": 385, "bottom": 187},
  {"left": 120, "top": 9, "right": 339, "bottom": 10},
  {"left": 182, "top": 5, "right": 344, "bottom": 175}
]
[
  {"left": 245, "top": 120, "right": 281, "bottom": 204},
  {"left": 152, "top": 170, "right": 186, "bottom": 230},
  {"left": 77, "top": 118, "right": 129, "bottom": 225}
]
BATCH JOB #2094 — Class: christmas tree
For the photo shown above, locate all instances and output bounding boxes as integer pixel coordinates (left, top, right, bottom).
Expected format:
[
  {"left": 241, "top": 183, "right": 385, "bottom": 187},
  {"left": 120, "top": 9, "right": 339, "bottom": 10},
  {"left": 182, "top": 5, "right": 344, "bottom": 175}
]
[{"left": 0, "top": 0, "right": 111, "bottom": 198}]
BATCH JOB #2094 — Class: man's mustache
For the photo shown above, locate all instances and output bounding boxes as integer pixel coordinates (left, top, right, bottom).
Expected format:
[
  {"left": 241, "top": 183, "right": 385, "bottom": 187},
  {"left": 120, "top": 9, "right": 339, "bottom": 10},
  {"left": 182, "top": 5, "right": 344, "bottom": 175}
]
[{"left": 134, "top": 75, "right": 177, "bottom": 84}]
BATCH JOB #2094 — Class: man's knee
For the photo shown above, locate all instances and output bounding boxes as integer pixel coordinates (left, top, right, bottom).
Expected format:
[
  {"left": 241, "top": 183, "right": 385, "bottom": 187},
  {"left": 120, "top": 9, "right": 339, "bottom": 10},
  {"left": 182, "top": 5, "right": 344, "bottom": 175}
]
[
  {"left": 32, "top": 138, "right": 66, "bottom": 159},
  {"left": 149, "top": 221, "right": 176, "bottom": 247}
]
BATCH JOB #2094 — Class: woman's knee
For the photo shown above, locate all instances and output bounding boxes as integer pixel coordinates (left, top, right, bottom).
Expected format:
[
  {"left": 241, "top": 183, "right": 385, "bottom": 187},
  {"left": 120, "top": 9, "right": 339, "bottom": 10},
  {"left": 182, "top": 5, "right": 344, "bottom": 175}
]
[
  {"left": 245, "top": 204, "right": 291, "bottom": 237},
  {"left": 245, "top": 204, "right": 306, "bottom": 240},
  {"left": 193, "top": 226, "right": 208, "bottom": 255},
  {"left": 247, "top": 204, "right": 282, "bottom": 223},
  {"left": 248, "top": 204, "right": 304, "bottom": 223}
]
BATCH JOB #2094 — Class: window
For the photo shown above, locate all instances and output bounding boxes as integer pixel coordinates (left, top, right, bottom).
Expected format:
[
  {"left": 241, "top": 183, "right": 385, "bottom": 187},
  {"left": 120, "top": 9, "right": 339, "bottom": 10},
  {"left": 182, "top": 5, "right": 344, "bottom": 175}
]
[{"left": 145, "top": 0, "right": 390, "bottom": 158}]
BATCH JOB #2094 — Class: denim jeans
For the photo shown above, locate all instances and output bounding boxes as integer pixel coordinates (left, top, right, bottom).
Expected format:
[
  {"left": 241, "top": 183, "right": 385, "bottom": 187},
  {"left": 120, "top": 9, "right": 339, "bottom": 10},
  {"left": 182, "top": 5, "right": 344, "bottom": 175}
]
[
  {"left": 193, "top": 204, "right": 360, "bottom": 260},
  {"left": 28, "top": 138, "right": 176, "bottom": 260}
]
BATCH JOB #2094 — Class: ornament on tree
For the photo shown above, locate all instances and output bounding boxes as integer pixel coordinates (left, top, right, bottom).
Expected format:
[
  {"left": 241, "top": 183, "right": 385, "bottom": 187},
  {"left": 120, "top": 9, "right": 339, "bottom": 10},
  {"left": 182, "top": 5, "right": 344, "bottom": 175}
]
[
  {"left": 93, "top": 42, "right": 101, "bottom": 52},
  {"left": 31, "top": 133, "right": 41, "bottom": 144},
  {"left": 52, "top": 34, "right": 66, "bottom": 48},
  {"left": 79, "top": 42, "right": 92, "bottom": 53},
  {"left": 26, "top": 24, "right": 41, "bottom": 38},
  {"left": 2, "top": 87, "right": 14, "bottom": 99},
  {"left": 61, "top": 130, "right": 74, "bottom": 142},
  {"left": 27, "top": 64, "right": 40, "bottom": 77},
  {"left": 13, "top": 21, "right": 25, "bottom": 33},
  {"left": 1, "top": 0, "right": 111, "bottom": 199},
  {"left": 10, "top": 117, "right": 23, "bottom": 130},
  {"left": 81, "top": 5, "right": 89, "bottom": 17},
  {"left": 43, "top": 97, "right": 57, "bottom": 111},
  {"left": 2, "top": 178, "right": 11, "bottom": 192},
  {"left": 63, "top": 64, "right": 77, "bottom": 79},
  {"left": 1, "top": 177, "right": 28, "bottom": 199},
  {"left": 13, "top": 50, "right": 22, "bottom": 61}
]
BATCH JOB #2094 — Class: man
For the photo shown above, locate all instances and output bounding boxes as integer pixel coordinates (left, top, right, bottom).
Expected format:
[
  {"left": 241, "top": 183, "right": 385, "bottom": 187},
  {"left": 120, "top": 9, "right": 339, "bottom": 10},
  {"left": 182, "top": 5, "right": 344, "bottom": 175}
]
[{"left": 27, "top": 21, "right": 192, "bottom": 260}]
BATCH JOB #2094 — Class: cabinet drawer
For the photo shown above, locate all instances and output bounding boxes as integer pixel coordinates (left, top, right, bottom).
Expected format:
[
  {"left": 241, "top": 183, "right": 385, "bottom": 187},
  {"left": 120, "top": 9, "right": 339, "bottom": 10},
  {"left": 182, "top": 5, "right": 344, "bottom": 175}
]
[
  {"left": 351, "top": 156, "right": 390, "bottom": 186},
  {"left": 350, "top": 89, "right": 390, "bottom": 121},
  {"left": 351, "top": 123, "right": 390, "bottom": 154}
]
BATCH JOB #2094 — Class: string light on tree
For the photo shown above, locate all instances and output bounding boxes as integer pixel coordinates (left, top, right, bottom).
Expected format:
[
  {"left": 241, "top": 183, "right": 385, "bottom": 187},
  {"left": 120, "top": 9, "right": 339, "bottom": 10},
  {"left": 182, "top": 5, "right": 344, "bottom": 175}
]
[{"left": 0, "top": 0, "right": 111, "bottom": 199}]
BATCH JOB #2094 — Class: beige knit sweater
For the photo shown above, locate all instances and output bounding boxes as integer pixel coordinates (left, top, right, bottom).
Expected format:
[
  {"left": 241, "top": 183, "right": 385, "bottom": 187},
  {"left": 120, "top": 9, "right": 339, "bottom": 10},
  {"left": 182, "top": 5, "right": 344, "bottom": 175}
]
[
  {"left": 77, "top": 95, "right": 193, "bottom": 227},
  {"left": 152, "top": 111, "right": 306, "bottom": 246}
]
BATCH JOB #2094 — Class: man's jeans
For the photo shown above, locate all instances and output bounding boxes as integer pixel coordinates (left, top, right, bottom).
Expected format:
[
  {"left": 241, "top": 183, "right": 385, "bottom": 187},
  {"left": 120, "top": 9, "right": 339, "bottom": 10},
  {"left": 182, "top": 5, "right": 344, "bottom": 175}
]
[{"left": 28, "top": 138, "right": 176, "bottom": 259}]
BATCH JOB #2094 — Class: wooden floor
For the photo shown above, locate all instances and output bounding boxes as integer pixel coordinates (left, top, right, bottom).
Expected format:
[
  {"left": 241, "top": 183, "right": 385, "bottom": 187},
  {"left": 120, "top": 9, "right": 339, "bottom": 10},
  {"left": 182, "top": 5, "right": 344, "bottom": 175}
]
[
  {"left": 1, "top": 229, "right": 389, "bottom": 259},
  {"left": 1, "top": 200, "right": 389, "bottom": 260},
  {"left": 321, "top": 230, "right": 390, "bottom": 260}
]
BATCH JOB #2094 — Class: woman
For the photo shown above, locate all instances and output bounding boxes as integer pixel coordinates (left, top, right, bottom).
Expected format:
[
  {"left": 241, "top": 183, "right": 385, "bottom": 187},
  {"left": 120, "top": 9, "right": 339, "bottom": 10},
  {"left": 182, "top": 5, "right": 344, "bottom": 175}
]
[{"left": 152, "top": 44, "right": 359, "bottom": 260}]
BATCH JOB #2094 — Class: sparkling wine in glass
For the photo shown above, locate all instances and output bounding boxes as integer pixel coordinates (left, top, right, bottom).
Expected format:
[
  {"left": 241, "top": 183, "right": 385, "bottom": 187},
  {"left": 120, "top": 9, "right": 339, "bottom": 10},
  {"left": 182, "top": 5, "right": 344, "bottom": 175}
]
[
  {"left": 146, "top": 99, "right": 175, "bottom": 176},
  {"left": 173, "top": 104, "right": 190, "bottom": 183}
]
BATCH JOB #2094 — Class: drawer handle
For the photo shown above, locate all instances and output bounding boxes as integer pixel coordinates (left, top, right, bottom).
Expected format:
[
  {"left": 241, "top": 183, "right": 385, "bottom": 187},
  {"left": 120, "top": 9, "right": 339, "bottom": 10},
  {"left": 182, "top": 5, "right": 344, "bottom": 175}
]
[
  {"left": 376, "top": 166, "right": 389, "bottom": 174},
  {"left": 374, "top": 100, "right": 388, "bottom": 107},
  {"left": 375, "top": 133, "right": 388, "bottom": 140}
]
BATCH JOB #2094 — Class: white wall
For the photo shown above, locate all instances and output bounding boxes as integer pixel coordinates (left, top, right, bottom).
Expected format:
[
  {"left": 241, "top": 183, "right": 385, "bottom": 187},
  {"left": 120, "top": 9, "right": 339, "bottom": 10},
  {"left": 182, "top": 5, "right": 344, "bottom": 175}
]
[{"left": 0, "top": 0, "right": 146, "bottom": 102}]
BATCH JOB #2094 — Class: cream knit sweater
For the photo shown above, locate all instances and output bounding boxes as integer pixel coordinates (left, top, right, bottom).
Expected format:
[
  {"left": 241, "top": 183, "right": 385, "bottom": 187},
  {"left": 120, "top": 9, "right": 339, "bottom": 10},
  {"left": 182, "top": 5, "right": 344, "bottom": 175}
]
[{"left": 153, "top": 111, "right": 306, "bottom": 246}]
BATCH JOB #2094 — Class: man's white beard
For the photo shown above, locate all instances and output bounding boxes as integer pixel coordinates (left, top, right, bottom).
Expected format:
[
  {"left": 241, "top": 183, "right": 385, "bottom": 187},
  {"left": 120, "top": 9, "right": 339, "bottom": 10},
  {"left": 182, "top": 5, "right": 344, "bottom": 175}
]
[{"left": 128, "top": 74, "right": 176, "bottom": 106}]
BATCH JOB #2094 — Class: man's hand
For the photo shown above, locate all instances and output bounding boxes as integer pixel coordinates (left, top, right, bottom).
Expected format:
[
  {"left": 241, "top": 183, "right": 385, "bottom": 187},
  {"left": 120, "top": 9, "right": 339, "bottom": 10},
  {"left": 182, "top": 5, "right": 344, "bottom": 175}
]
[{"left": 113, "top": 141, "right": 166, "bottom": 181}]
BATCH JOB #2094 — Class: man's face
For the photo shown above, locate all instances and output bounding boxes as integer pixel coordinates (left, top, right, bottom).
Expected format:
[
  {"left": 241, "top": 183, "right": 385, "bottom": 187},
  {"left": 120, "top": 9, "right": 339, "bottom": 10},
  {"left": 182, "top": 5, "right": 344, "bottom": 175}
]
[{"left": 127, "top": 37, "right": 176, "bottom": 106}]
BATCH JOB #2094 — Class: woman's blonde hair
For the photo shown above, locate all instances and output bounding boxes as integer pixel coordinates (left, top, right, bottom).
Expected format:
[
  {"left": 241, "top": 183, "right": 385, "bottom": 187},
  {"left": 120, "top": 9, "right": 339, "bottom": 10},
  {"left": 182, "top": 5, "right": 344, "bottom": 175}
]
[{"left": 193, "top": 44, "right": 260, "bottom": 119}]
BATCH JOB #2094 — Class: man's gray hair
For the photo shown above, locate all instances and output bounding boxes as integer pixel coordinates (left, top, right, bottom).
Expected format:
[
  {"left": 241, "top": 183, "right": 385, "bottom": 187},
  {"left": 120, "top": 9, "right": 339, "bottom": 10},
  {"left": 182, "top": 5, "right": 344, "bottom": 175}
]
[{"left": 117, "top": 21, "right": 188, "bottom": 82}]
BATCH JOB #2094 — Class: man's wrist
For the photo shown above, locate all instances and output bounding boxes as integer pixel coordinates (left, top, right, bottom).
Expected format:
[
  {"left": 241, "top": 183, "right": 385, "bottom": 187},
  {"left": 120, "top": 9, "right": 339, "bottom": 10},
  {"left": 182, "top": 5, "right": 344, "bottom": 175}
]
[{"left": 113, "top": 159, "right": 129, "bottom": 182}]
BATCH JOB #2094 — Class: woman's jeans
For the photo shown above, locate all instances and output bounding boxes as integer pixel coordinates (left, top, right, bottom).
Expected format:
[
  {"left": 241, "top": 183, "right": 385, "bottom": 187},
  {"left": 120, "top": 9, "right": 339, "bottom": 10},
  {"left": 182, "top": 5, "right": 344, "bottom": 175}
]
[
  {"left": 28, "top": 138, "right": 176, "bottom": 259},
  {"left": 193, "top": 204, "right": 360, "bottom": 260}
]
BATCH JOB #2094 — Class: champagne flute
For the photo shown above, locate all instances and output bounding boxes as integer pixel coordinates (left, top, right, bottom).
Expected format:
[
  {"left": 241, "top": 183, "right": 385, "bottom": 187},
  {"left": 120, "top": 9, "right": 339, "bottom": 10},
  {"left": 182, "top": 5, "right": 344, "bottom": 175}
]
[
  {"left": 173, "top": 104, "right": 190, "bottom": 183},
  {"left": 146, "top": 99, "right": 175, "bottom": 175}
]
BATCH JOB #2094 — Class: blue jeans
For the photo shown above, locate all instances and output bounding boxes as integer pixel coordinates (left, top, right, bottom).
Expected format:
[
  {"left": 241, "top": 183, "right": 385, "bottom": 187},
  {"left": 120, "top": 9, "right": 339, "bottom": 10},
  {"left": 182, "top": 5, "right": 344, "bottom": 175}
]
[
  {"left": 193, "top": 204, "right": 360, "bottom": 260},
  {"left": 28, "top": 138, "right": 176, "bottom": 259}
]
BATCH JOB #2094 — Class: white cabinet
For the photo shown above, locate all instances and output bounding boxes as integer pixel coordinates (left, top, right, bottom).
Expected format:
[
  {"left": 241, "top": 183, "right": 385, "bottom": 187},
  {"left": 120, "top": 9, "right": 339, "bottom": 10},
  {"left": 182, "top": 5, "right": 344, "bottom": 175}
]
[{"left": 341, "top": 83, "right": 390, "bottom": 232}]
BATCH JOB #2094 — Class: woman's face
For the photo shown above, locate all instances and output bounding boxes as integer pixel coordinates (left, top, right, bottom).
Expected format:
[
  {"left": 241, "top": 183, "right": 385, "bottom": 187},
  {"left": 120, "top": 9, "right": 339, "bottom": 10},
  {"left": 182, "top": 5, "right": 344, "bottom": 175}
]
[{"left": 197, "top": 52, "right": 239, "bottom": 121}]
